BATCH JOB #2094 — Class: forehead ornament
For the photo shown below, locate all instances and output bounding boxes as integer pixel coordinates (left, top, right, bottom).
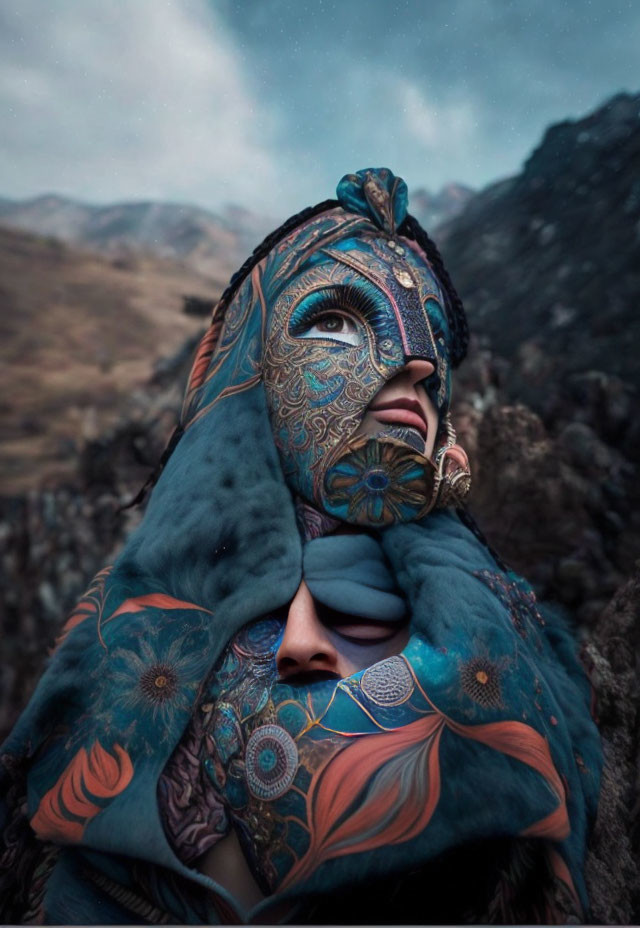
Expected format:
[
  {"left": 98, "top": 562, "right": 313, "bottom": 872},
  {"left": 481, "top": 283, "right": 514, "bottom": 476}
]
[
  {"left": 392, "top": 265, "right": 416, "bottom": 289},
  {"left": 386, "top": 240, "right": 406, "bottom": 256}
]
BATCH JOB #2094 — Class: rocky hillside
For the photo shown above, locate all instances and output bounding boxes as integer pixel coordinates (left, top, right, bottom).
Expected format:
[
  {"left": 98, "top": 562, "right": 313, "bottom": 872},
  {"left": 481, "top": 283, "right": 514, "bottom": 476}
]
[
  {"left": 0, "top": 226, "right": 222, "bottom": 493},
  {"left": 438, "top": 92, "right": 640, "bottom": 402}
]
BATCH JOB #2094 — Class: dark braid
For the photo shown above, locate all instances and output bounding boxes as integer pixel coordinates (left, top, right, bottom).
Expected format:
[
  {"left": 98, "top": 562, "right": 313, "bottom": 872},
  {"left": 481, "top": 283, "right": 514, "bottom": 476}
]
[
  {"left": 456, "top": 507, "right": 509, "bottom": 572},
  {"left": 215, "top": 198, "right": 339, "bottom": 318},
  {"left": 398, "top": 213, "right": 469, "bottom": 367}
]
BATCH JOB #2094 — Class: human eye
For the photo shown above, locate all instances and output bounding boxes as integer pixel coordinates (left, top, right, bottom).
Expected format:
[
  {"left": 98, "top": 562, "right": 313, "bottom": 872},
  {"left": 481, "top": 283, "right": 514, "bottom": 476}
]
[
  {"left": 298, "top": 310, "right": 362, "bottom": 346},
  {"left": 289, "top": 285, "right": 375, "bottom": 347},
  {"left": 317, "top": 603, "right": 405, "bottom": 644}
]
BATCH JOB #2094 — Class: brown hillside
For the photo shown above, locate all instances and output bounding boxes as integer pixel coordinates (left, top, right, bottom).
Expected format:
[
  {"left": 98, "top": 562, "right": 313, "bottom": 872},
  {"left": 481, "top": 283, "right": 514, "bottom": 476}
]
[{"left": 0, "top": 227, "right": 231, "bottom": 493}]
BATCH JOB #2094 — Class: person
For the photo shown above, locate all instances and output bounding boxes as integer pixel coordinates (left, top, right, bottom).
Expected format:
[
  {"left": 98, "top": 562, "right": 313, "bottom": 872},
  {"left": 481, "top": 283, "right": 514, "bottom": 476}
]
[{"left": 0, "top": 168, "right": 601, "bottom": 924}]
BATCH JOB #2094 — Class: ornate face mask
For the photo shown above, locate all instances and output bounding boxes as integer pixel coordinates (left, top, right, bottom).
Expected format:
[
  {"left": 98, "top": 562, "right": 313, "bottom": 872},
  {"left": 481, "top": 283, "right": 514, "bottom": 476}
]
[{"left": 260, "top": 170, "right": 469, "bottom": 527}]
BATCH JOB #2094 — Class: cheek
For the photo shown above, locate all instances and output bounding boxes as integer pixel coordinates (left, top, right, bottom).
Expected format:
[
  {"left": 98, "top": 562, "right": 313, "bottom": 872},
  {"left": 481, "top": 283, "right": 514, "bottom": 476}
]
[
  {"left": 263, "top": 334, "right": 390, "bottom": 444},
  {"left": 424, "top": 401, "right": 439, "bottom": 460}
]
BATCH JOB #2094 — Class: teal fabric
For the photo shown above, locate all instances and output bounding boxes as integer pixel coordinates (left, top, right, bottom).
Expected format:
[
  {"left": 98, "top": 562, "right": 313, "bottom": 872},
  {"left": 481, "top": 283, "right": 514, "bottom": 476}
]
[
  {"left": 303, "top": 535, "right": 407, "bottom": 621},
  {"left": 336, "top": 167, "right": 408, "bottom": 234},
  {"left": 0, "top": 169, "right": 602, "bottom": 924}
]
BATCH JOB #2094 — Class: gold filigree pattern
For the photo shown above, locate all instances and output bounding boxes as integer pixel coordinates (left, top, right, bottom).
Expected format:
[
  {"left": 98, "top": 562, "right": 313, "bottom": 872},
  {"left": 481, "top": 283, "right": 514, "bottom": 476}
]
[{"left": 263, "top": 261, "right": 400, "bottom": 507}]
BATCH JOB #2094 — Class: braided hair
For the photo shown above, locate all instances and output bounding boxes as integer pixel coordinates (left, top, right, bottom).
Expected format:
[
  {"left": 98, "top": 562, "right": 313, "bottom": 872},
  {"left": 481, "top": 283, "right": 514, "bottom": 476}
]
[
  {"left": 214, "top": 200, "right": 469, "bottom": 368},
  {"left": 215, "top": 198, "right": 339, "bottom": 316},
  {"left": 123, "top": 199, "right": 469, "bottom": 507}
]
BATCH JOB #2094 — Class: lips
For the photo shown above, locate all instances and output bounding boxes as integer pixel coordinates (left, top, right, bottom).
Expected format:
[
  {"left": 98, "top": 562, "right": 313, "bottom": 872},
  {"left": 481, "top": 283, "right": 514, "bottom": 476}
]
[{"left": 368, "top": 398, "right": 428, "bottom": 438}]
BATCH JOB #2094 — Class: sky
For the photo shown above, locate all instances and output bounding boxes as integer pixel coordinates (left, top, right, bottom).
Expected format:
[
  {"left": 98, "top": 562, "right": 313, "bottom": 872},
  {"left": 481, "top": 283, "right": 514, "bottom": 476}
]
[{"left": 0, "top": 0, "right": 638, "bottom": 215}]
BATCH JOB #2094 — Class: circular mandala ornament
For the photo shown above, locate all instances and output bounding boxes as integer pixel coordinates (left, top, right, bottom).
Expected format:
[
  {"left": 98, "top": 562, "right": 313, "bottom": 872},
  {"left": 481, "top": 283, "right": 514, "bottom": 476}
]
[
  {"left": 361, "top": 655, "right": 414, "bottom": 706},
  {"left": 245, "top": 725, "right": 299, "bottom": 801},
  {"left": 321, "top": 435, "right": 436, "bottom": 527},
  {"left": 139, "top": 663, "right": 178, "bottom": 704},
  {"left": 460, "top": 656, "right": 503, "bottom": 709}
]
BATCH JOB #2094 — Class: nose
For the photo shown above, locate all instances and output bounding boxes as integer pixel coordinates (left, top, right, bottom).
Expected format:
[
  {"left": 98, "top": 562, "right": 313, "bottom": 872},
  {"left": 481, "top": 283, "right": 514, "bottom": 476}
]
[
  {"left": 402, "top": 357, "right": 435, "bottom": 385},
  {"left": 276, "top": 582, "right": 340, "bottom": 680}
]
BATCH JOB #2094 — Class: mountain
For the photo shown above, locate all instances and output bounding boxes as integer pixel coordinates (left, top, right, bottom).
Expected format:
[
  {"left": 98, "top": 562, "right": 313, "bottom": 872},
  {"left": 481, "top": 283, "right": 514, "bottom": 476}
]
[
  {"left": 436, "top": 92, "right": 640, "bottom": 408},
  {"left": 0, "top": 182, "right": 474, "bottom": 280},
  {"left": 0, "top": 195, "right": 275, "bottom": 279},
  {"left": 410, "top": 182, "right": 475, "bottom": 231},
  {"left": 0, "top": 180, "right": 477, "bottom": 271}
]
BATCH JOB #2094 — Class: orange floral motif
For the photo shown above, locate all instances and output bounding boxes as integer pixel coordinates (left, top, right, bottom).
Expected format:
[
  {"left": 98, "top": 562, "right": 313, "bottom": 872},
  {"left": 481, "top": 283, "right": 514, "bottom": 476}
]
[
  {"left": 55, "top": 582, "right": 212, "bottom": 653},
  {"left": 279, "top": 709, "right": 569, "bottom": 892},
  {"left": 446, "top": 717, "right": 570, "bottom": 841},
  {"left": 30, "top": 741, "right": 134, "bottom": 843},
  {"left": 107, "top": 593, "right": 212, "bottom": 621},
  {"left": 280, "top": 714, "right": 445, "bottom": 891}
]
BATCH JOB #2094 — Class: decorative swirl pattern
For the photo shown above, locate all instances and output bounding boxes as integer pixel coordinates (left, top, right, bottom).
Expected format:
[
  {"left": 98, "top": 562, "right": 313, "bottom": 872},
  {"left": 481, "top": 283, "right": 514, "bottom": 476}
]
[{"left": 262, "top": 253, "right": 444, "bottom": 521}]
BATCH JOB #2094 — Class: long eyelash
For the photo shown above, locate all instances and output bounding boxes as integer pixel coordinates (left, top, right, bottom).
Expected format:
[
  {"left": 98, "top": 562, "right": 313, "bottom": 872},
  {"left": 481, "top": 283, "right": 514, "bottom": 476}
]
[{"left": 291, "top": 285, "right": 379, "bottom": 333}]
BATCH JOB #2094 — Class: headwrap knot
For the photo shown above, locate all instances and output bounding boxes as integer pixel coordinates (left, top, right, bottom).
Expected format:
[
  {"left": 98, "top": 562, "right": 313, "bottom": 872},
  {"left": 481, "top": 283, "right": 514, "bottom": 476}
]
[{"left": 336, "top": 167, "right": 408, "bottom": 235}]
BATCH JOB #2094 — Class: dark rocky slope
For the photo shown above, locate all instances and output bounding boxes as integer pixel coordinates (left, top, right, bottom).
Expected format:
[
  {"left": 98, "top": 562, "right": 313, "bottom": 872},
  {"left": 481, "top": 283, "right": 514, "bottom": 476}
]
[
  {"left": 443, "top": 91, "right": 640, "bottom": 625},
  {"left": 439, "top": 92, "right": 640, "bottom": 397}
]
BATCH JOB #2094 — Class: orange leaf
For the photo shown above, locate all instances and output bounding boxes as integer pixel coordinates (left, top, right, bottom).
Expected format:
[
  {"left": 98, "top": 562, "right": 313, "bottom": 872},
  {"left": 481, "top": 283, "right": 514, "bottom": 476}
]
[
  {"left": 30, "top": 741, "right": 134, "bottom": 844},
  {"left": 280, "top": 714, "right": 444, "bottom": 891},
  {"left": 108, "top": 593, "right": 211, "bottom": 620},
  {"left": 447, "top": 717, "right": 569, "bottom": 841}
]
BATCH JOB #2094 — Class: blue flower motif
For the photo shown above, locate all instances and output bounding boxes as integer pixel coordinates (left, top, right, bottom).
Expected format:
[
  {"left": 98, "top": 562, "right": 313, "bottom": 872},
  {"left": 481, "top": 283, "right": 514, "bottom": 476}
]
[{"left": 104, "top": 630, "right": 209, "bottom": 742}]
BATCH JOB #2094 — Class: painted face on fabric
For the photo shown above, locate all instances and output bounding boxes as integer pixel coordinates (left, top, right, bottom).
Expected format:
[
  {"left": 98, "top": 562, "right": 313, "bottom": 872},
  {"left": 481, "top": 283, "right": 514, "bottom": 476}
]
[
  {"left": 197, "top": 606, "right": 569, "bottom": 906},
  {"left": 199, "top": 609, "right": 421, "bottom": 900},
  {"left": 262, "top": 232, "right": 452, "bottom": 526}
]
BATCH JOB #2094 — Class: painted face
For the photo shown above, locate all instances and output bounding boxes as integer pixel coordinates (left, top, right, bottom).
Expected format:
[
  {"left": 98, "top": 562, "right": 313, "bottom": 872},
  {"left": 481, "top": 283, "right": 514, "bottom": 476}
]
[
  {"left": 200, "top": 614, "right": 429, "bottom": 899},
  {"left": 196, "top": 605, "right": 570, "bottom": 906},
  {"left": 262, "top": 232, "right": 454, "bottom": 525}
]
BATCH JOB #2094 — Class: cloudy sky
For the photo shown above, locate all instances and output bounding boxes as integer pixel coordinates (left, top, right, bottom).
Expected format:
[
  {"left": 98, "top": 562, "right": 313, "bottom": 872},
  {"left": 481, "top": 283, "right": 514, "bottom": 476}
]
[{"left": 1, "top": 0, "right": 638, "bottom": 214}]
